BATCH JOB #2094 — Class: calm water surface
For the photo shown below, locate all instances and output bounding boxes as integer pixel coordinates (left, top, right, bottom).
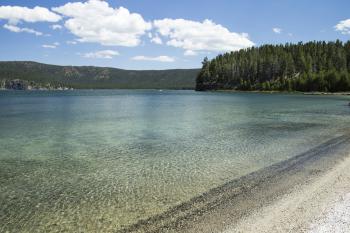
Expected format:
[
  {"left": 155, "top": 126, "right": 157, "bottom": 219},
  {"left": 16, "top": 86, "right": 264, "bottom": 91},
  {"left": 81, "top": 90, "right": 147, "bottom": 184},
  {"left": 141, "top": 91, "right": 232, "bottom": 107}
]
[{"left": 0, "top": 90, "right": 349, "bottom": 232}]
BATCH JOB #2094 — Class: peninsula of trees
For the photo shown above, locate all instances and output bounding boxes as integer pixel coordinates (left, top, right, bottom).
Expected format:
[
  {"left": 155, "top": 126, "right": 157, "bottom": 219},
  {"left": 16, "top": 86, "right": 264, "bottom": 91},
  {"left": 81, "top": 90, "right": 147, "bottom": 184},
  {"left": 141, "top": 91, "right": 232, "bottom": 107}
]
[{"left": 196, "top": 40, "right": 350, "bottom": 92}]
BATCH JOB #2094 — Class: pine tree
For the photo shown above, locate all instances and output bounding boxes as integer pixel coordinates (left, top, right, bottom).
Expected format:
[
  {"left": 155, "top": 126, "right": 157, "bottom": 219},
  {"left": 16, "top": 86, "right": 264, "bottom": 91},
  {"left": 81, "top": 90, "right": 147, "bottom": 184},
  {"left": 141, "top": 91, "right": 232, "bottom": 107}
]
[{"left": 196, "top": 40, "right": 350, "bottom": 92}]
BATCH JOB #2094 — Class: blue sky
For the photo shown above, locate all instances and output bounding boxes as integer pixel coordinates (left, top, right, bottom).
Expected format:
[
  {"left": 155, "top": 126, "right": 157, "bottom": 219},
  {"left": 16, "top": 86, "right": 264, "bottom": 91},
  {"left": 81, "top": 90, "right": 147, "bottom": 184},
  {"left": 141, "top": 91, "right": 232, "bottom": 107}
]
[{"left": 0, "top": 0, "right": 349, "bottom": 70}]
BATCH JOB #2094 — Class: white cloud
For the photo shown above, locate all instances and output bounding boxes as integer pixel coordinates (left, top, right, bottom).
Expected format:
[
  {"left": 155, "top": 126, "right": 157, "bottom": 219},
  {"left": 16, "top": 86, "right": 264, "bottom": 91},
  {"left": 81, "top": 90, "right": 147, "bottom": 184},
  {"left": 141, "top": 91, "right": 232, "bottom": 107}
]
[
  {"left": 0, "top": 5, "right": 60, "bottom": 37},
  {"left": 184, "top": 50, "right": 197, "bottom": 56},
  {"left": 131, "top": 55, "right": 175, "bottom": 62},
  {"left": 272, "top": 27, "right": 282, "bottom": 34},
  {"left": 335, "top": 19, "right": 350, "bottom": 34},
  {"left": 42, "top": 45, "right": 56, "bottom": 49},
  {"left": 66, "top": 40, "right": 77, "bottom": 45},
  {"left": 82, "top": 50, "right": 119, "bottom": 59},
  {"left": 52, "top": 0, "right": 151, "bottom": 47},
  {"left": 42, "top": 42, "right": 59, "bottom": 49},
  {"left": 3, "top": 24, "right": 43, "bottom": 36},
  {"left": 51, "top": 24, "right": 62, "bottom": 30},
  {"left": 153, "top": 18, "right": 254, "bottom": 53},
  {"left": 150, "top": 34, "right": 163, "bottom": 44},
  {"left": 0, "top": 5, "right": 61, "bottom": 25}
]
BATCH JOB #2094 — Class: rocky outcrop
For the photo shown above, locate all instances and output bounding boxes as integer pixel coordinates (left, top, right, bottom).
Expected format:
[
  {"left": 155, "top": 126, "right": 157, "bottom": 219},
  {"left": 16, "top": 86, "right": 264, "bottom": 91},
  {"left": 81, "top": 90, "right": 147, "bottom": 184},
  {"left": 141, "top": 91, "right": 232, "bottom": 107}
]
[
  {"left": 4, "top": 79, "right": 28, "bottom": 90},
  {"left": 0, "top": 79, "right": 72, "bottom": 90}
]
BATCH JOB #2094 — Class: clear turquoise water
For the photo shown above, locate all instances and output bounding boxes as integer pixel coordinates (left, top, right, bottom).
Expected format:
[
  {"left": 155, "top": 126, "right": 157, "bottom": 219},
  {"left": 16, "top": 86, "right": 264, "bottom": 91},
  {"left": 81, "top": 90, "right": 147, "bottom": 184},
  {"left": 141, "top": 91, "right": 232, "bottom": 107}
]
[{"left": 0, "top": 90, "right": 349, "bottom": 232}]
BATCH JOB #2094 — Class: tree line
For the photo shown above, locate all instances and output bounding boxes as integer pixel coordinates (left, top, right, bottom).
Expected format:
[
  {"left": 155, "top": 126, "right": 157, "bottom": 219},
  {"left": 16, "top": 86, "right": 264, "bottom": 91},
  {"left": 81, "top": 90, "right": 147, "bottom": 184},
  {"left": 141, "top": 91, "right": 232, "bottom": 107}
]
[{"left": 196, "top": 40, "right": 350, "bottom": 92}]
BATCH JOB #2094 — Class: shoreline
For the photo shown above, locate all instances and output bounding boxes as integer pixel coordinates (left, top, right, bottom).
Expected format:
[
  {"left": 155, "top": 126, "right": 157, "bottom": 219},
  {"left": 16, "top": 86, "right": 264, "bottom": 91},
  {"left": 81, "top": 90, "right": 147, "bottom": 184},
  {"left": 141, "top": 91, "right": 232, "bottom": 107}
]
[
  {"left": 225, "top": 142, "right": 350, "bottom": 232},
  {"left": 119, "top": 133, "right": 350, "bottom": 233},
  {"left": 1, "top": 88, "right": 350, "bottom": 96},
  {"left": 1, "top": 88, "right": 350, "bottom": 95},
  {"left": 210, "top": 89, "right": 350, "bottom": 95}
]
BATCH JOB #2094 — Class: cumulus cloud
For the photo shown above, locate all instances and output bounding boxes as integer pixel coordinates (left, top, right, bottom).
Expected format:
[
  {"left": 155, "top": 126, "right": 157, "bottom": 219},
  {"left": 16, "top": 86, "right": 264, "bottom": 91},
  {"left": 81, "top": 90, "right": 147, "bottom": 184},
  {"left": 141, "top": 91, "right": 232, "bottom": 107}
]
[
  {"left": 184, "top": 50, "right": 197, "bottom": 56},
  {"left": 0, "top": 5, "right": 61, "bottom": 25},
  {"left": 82, "top": 50, "right": 119, "bottom": 59},
  {"left": 0, "top": 5, "right": 60, "bottom": 37},
  {"left": 272, "top": 27, "right": 282, "bottom": 34},
  {"left": 131, "top": 55, "right": 175, "bottom": 62},
  {"left": 151, "top": 34, "right": 163, "bottom": 44},
  {"left": 3, "top": 24, "right": 43, "bottom": 36},
  {"left": 51, "top": 24, "right": 62, "bottom": 30},
  {"left": 52, "top": 0, "right": 151, "bottom": 46},
  {"left": 42, "top": 42, "right": 60, "bottom": 49},
  {"left": 335, "top": 19, "right": 350, "bottom": 34},
  {"left": 153, "top": 18, "right": 254, "bottom": 53}
]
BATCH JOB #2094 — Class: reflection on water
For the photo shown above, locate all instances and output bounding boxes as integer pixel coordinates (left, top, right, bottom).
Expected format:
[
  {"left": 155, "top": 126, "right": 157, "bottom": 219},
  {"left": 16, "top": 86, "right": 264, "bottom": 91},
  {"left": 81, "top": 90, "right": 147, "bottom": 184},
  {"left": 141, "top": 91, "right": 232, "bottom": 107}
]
[{"left": 0, "top": 90, "right": 349, "bottom": 232}]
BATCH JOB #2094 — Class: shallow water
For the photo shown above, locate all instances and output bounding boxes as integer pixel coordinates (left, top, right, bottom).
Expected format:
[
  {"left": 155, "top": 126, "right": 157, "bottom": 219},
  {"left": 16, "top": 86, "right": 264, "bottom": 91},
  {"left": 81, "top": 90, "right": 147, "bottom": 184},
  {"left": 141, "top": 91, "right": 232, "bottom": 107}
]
[{"left": 0, "top": 90, "right": 349, "bottom": 232}]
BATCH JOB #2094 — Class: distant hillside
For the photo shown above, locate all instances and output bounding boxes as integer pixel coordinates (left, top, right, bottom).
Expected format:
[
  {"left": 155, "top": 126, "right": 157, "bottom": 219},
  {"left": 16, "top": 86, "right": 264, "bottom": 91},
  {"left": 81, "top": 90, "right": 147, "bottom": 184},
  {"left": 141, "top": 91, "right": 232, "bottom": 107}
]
[
  {"left": 196, "top": 40, "right": 350, "bottom": 92},
  {"left": 0, "top": 61, "right": 199, "bottom": 89}
]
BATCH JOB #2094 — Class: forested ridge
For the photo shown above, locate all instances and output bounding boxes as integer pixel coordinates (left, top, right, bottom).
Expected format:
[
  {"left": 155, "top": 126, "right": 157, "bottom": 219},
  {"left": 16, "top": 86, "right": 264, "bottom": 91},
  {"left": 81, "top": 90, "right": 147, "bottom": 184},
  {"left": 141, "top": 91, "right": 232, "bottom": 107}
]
[
  {"left": 196, "top": 40, "right": 350, "bottom": 92},
  {"left": 0, "top": 61, "right": 199, "bottom": 90}
]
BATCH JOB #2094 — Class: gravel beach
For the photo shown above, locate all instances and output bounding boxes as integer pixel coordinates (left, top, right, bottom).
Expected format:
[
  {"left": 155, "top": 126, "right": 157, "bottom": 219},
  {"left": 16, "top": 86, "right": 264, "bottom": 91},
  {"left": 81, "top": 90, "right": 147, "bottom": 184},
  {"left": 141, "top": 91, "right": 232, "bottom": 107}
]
[{"left": 120, "top": 134, "right": 350, "bottom": 233}]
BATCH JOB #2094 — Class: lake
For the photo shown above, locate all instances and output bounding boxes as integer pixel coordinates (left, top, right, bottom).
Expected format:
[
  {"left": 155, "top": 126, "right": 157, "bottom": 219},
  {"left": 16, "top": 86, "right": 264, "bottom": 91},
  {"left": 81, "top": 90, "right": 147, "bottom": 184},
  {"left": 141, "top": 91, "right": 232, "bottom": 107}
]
[{"left": 0, "top": 90, "right": 349, "bottom": 232}]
